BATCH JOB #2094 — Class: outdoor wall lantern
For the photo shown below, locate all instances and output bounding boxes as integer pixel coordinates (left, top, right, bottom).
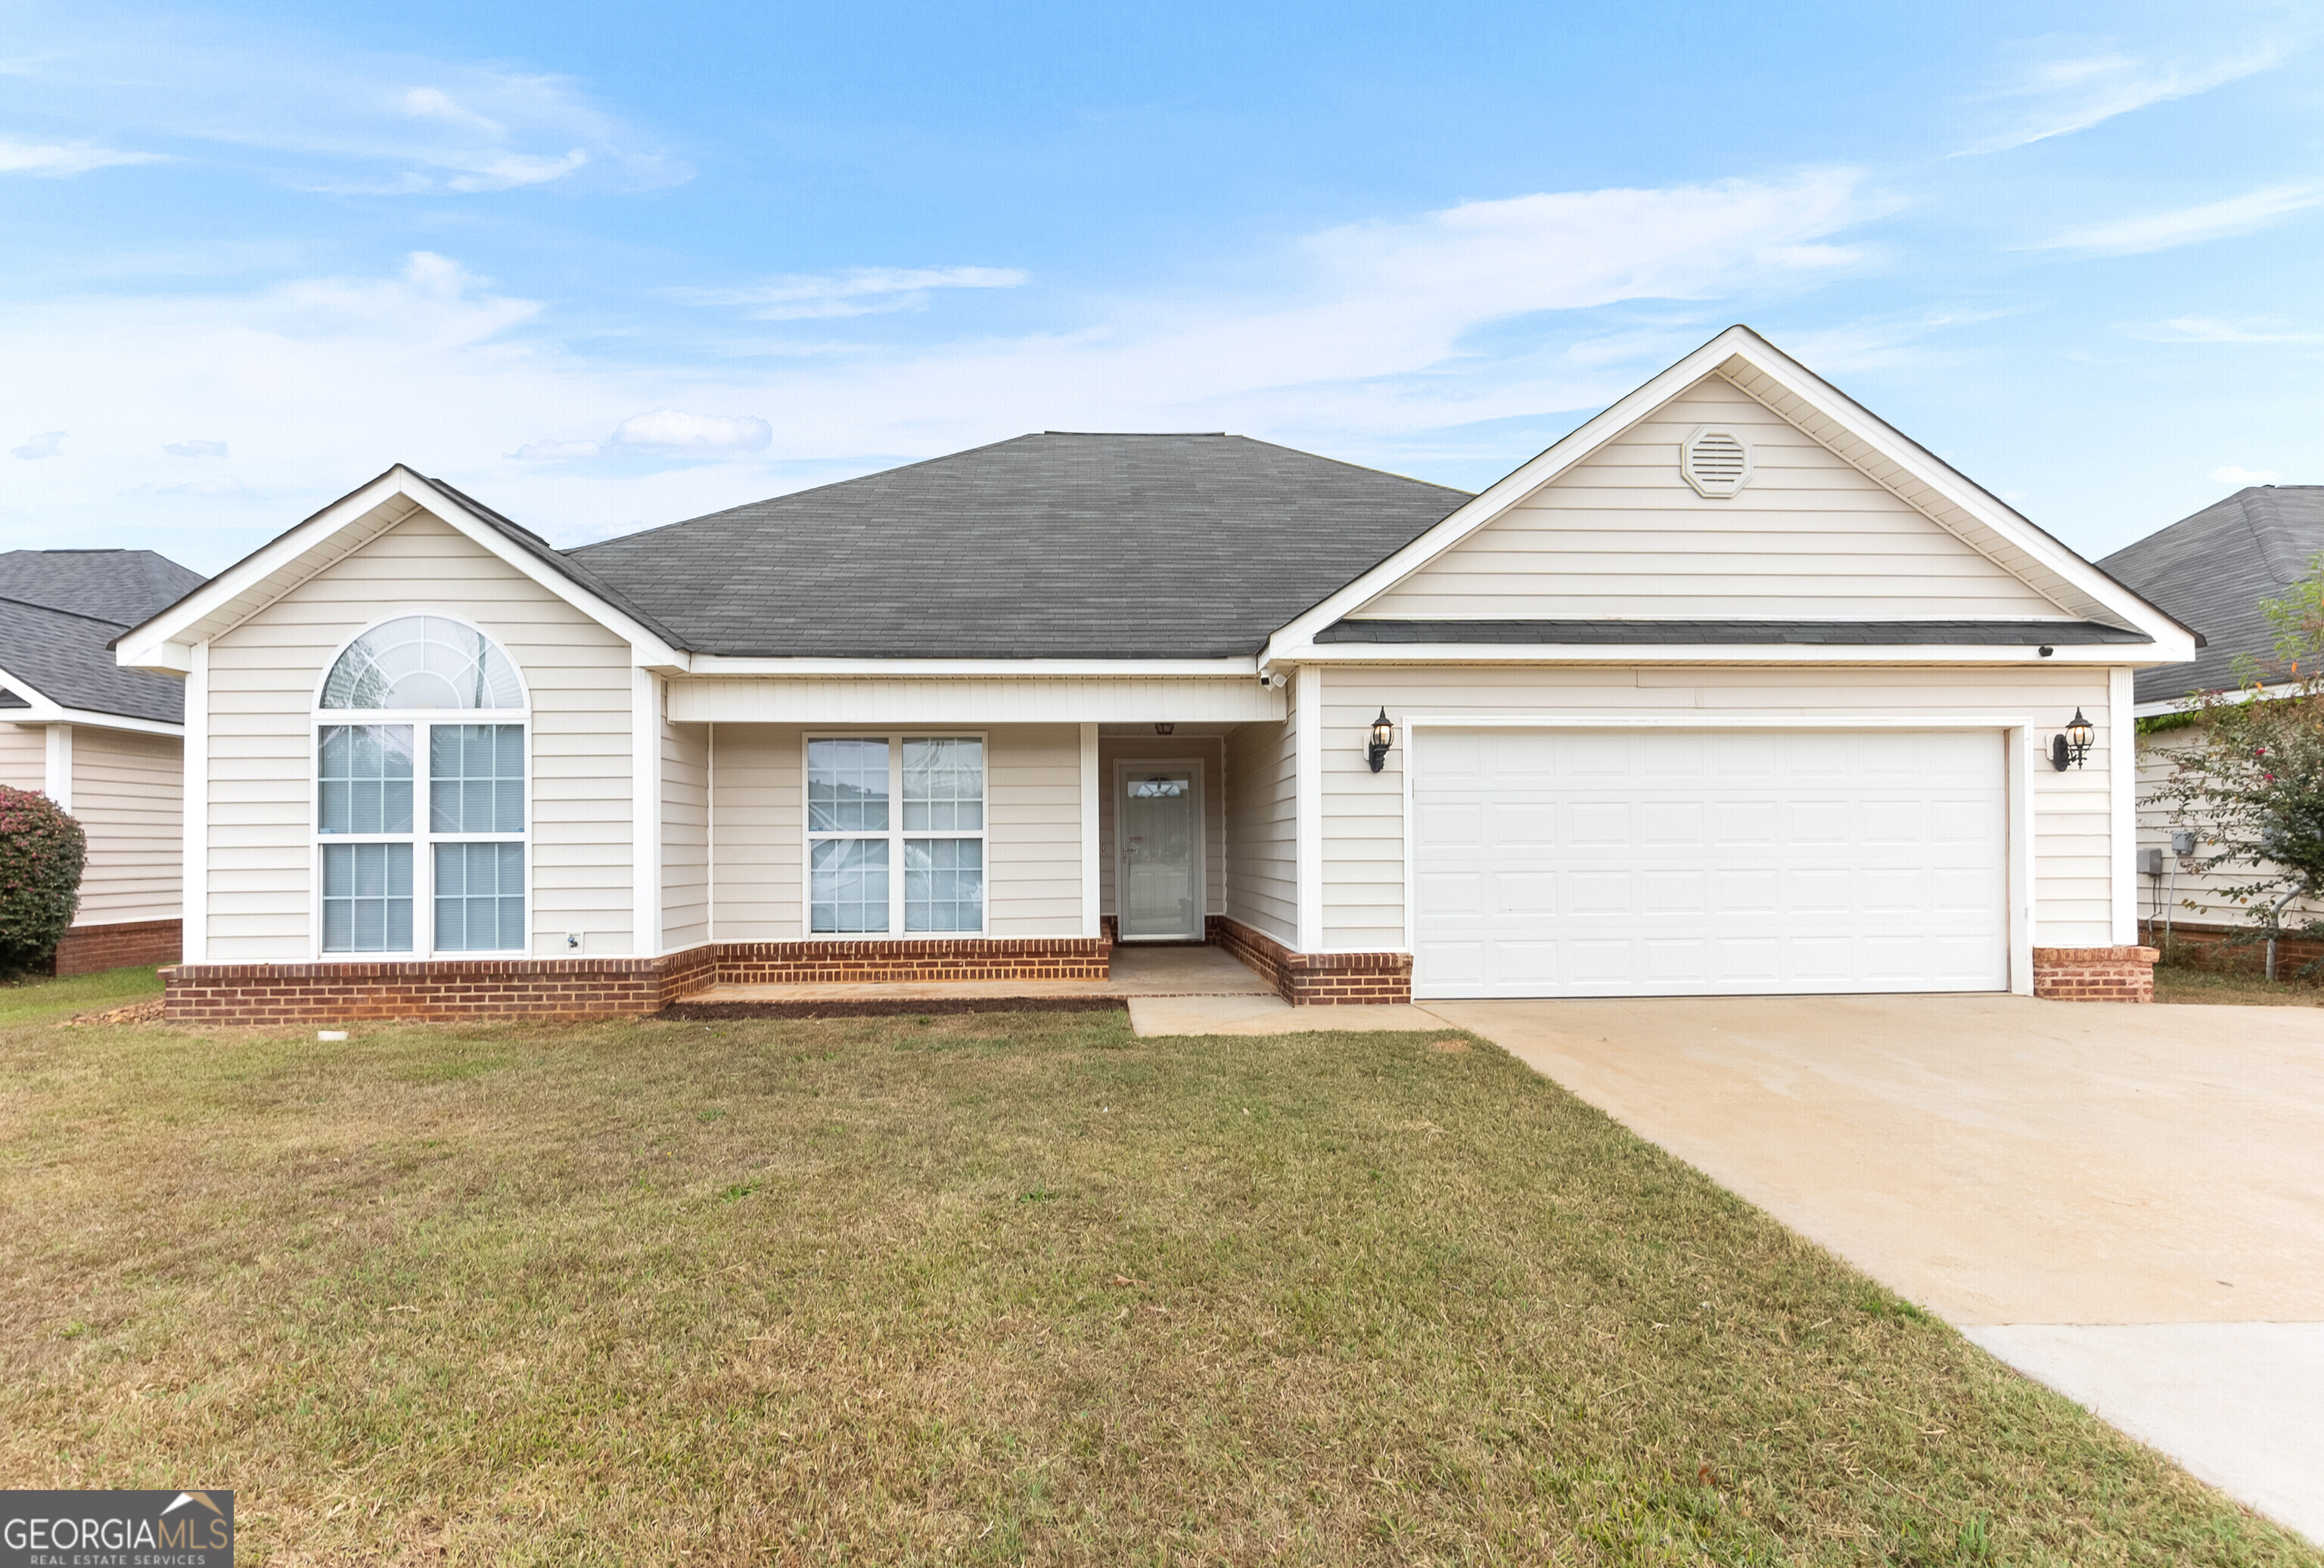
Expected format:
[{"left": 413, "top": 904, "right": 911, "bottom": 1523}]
[
  {"left": 1367, "top": 707, "right": 1397, "bottom": 773},
  {"left": 2050, "top": 708, "right": 2094, "bottom": 771}
]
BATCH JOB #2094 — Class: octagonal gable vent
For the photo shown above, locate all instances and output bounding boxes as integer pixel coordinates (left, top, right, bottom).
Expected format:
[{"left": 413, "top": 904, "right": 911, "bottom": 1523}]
[{"left": 1680, "top": 424, "right": 1753, "bottom": 498}]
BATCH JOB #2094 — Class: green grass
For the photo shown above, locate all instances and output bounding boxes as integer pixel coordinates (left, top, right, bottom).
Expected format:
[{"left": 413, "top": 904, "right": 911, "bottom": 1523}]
[
  {"left": 0, "top": 964, "right": 163, "bottom": 1026},
  {"left": 2152, "top": 945, "right": 2324, "bottom": 1007},
  {"left": 0, "top": 1010, "right": 2311, "bottom": 1565}
]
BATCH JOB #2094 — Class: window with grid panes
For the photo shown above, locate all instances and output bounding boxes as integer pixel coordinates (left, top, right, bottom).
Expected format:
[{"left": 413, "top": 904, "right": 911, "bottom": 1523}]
[{"left": 806, "top": 736, "right": 984, "bottom": 934}]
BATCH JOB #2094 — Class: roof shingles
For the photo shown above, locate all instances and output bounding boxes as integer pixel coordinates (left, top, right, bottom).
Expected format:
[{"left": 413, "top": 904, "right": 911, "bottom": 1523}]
[
  {"left": 0, "top": 550, "right": 204, "bottom": 725},
  {"left": 566, "top": 433, "right": 1472, "bottom": 659},
  {"left": 2100, "top": 486, "right": 2324, "bottom": 704}
]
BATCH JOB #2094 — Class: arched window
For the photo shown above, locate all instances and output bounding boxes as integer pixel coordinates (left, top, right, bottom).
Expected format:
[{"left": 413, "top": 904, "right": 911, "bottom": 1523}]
[{"left": 314, "top": 616, "right": 529, "bottom": 957}]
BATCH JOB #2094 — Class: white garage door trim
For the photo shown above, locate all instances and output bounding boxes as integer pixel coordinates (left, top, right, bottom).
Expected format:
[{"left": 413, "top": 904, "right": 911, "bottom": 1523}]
[{"left": 1400, "top": 716, "right": 2034, "bottom": 998}]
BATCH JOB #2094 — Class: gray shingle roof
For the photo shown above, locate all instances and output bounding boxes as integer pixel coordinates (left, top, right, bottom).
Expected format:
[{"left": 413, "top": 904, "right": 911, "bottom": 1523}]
[
  {"left": 0, "top": 549, "right": 204, "bottom": 725},
  {"left": 1319, "top": 619, "right": 2152, "bottom": 646},
  {"left": 0, "top": 549, "right": 204, "bottom": 627},
  {"left": 566, "top": 433, "right": 1473, "bottom": 659},
  {"left": 2099, "top": 486, "right": 2324, "bottom": 705}
]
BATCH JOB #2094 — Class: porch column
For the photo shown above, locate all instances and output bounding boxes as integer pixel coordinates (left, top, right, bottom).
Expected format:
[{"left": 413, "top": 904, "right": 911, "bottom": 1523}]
[
  {"left": 1080, "top": 722, "right": 1100, "bottom": 938},
  {"left": 1295, "top": 665, "right": 1322, "bottom": 952},
  {"left": 43, "top": 722, "right": 71, "bottom": 814}
]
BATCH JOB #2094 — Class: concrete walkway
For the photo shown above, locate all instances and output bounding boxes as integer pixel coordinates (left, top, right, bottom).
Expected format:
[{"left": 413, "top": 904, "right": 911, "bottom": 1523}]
[{"left": 1425, "top": 994, "right": 2324, "bottom": 1544}]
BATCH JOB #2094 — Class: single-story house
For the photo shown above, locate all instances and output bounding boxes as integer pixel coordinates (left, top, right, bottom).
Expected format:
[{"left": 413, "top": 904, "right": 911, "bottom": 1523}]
[
  {"left": 0, "top": 548, "right": 203, "bottom": 974},
  {"left": 2101, "top": 484, "right": 2323, "bottom": 941},
  {"left": 114, "top": 325, "right": 2194, "bottom": 1023}
]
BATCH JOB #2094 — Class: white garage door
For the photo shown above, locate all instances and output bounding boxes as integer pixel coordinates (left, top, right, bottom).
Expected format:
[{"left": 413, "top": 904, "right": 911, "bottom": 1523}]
[{"left": 1412, "top": 728, "right": 2008, "bottom": 998}]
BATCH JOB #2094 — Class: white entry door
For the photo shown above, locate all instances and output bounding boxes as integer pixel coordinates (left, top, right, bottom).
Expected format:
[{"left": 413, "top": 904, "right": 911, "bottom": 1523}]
[
  {"left": 1119, "top": 768, "right": 1202, "bottom": 939},
  {"left": 1411, "top": 728, "right": 2009, "bottom": 998}
]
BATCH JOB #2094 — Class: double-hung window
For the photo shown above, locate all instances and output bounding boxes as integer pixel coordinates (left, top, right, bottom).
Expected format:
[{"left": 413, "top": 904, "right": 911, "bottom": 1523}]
[
  {"left": 315, "top": 616, "right": 530, "bottom": 956},
  {"left": 806, "top": 735, "right": 985, "bottom": 934}
]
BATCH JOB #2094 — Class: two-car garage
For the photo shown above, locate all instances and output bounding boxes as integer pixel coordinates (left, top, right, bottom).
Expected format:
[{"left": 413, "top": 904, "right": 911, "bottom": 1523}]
[{"left": 1409, "top": 727, "right": 2012, "bottom": 999}]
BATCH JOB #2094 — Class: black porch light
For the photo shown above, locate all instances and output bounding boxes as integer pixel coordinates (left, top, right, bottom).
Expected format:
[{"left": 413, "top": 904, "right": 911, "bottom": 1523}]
[
  {"left": 2050, "top": 708, "right": 2094, "bottom": 771},
  {"left": 1366, "top": 707, "right": 1396, "bottom": 773}
]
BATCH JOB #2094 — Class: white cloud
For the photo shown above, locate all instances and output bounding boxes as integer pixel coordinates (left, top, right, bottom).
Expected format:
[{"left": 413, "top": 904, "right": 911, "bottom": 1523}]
[
  {"left": 610, "top": 411, "right": 772, "bottom": 452},
  {"left": 2212, "top": 464, "right": 2281, "bottom": 486},
  {"left": 163, "top": 439, "right": 228, "bottom": 458},
  {"left": 0, "top": 138, "right": 161, "bottom": 177},
  {"left": 2127, "top": 315, "right": 2324, "bottom": 344},
  {"left": 0, "top": 172, "right": 1880, "bottom": 555},
  {"left": 2037, "top": 183, "right": 2324, "bottom": 255},
  {"left": 1963, "top": 44, "right": 2289, "bottom": 154},
  {"left": 677, "top": 266, "right": 1030, "bottom": 321},
  {"left": 11, "top": 430, "right": 66, "bottom": 459},
  {"left": 509, "top": 438, "right": 602, "bottom": 461},
  {"left": 1, "top": 33, "right": 684, "bottom": 196}
]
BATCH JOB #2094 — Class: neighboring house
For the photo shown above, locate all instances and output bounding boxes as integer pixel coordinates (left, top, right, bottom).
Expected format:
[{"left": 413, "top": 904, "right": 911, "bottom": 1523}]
[
  {"left": 114, "top": 326, "right": 2194, "bottom": 1023},
  {"left": 2100, "top": 485, "right": 2324, "bottom": 939},
  {"left": 0, "top": 549, "right": 204, "bottom": 974}
]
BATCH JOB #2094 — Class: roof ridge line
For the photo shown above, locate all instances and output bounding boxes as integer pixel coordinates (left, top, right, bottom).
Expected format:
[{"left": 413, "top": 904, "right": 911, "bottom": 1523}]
[{"left": 0, "top": 591, "right": 132, "bottom": 629}]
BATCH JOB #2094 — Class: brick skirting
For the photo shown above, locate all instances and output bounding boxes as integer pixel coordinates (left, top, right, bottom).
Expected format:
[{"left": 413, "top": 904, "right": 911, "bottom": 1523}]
[
  {"left": 52, "top": 918, "right": 181, "bottom": 977},
  {"left": 2031, "top": 945, "right": 2159, "bottom": 1002},
  {"left": 715, "top": 936, "right": 1110, "bottom": 985},
  {"left": 1216, "top": 916, "right": 1412, "bottom": 1005},
  {"left": 160, "top": 935, "right": 1110, "bottom": 1026}
]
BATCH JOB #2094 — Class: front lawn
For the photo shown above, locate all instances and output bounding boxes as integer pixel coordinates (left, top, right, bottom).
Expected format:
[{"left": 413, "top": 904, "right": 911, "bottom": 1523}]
[{"left": 0, "top": 1008, "right": 2308, "bottom": 1564}]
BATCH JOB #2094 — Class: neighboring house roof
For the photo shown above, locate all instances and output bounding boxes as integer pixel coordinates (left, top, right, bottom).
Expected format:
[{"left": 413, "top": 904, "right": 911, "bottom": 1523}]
[
  {"left": 566, "top": 433, "right": 1474, "bottom": 659},
  {"left": 0, "top": 549, "right": 204, "bottom": 725},
  {"left": 2100, "top": 486, "right": 2324, "bottom": 705}
]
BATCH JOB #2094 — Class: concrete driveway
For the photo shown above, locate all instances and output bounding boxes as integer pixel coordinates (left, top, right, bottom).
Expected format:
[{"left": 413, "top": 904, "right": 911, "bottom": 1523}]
[{"left": 1426, "top": 993, "right": 2324, "bottom": 1545}]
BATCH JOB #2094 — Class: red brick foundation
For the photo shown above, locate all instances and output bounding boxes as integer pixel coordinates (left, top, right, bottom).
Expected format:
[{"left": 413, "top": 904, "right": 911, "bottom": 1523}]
[
  {"left": 160, "top": 936, "right": 1110, "bottom": 1025},
  {"left": 1216, "top": 917, "right": 1412, "bottom": 1005},
  {"left": 52, "top": 918, "right": 181, "bottom": 977},
  {"left": 2031, "top": 945, "right": 2159, "bottom": 1002},
  {"left": 715, "top": 936, "right": 1110, "bottom": 985}
]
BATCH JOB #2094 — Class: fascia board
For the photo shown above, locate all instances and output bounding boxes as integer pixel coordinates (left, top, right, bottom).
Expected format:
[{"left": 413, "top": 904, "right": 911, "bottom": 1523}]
[
  {"left": 114, "top": 466, "right": 688, "bottom": 672},
  {"left": 681, "top": 654, "right": 1263, "bottom": 678},
  {"left": 1264, "top": 327, "right": 1757, "bottom": 656},
  {"left": 2133, "top": 681, "right": 2301, "bottom": 719},
  {"left": 1719, "top": 335, "right": 2188, "bottom": 642},
  {"left": 113, "top": 467, "right": 413, "bottom": 666},
  {"left": 388, "top": 472, "right": 688, "bottom": 669},
  {"left": 1279, "top": 641, "right": 2185, "bottom": 666}
]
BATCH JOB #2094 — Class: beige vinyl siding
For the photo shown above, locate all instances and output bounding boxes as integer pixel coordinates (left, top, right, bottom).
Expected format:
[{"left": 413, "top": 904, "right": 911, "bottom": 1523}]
[
  {"left": 708, "top": 724, "right": 803, "bottom": 941},
  {"left": 709, "top": 722, "right": 1084, "bottom": 941},
  {"left": 662, "top": 718, "right": 710, "bottom": 951},
  {"left": 2136, "top": 726, "right": 2322, "bottom": 929},
  {"left": 988, "top": 725, "right": 1082, "bottom": 936},
  {"left": 1359, "top": 373, "right": 2071, "bottom": 623},
  {"left": 1223, "top": 716, "right": 1296, "bottom": 942},
  {"left": 1321, "top": 663, "right": 2119, "bottom": 952},
  {"left": 204, "top": 510, "right": 635, "bottom": 961},
  {"left": 0, "top": 722, "right": 44, "bottom": 793},
  {"left": 1097, "top": 734, "right": 1226, "bottom": 921},
  {"left": 70, "top": 727, "right": 182, "bottom": 926}
]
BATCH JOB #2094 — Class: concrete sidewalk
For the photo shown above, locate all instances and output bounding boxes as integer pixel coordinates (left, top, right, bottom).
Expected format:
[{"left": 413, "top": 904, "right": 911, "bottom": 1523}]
[{"left": 1426, "top": 994, "right": 2324, "bottom": 1544}]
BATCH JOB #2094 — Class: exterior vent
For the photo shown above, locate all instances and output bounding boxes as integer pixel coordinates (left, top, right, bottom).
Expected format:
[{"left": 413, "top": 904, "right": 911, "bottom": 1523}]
[{"left": 1680, "top": 424, "right": 1753, "bottom": 498}]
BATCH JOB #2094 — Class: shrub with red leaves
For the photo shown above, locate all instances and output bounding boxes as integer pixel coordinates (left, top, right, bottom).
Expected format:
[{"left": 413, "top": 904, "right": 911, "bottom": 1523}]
[{"left": 0, "top": 784, "right": 85, "bottom": 972}]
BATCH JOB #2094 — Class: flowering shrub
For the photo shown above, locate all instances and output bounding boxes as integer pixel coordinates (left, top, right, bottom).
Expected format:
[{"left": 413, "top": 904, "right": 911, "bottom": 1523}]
[
  {"left": 0, "top": 784, "right": 85, "bottom": 972},
  {"left": 2152, "top": 555, "right": 2324, "bottom": 975}
]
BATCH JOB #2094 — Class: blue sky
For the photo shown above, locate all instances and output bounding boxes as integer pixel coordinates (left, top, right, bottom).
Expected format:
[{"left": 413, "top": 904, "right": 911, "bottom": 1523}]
[{"left": 2, "top": 0, "right": 2320, "bottom": 573}]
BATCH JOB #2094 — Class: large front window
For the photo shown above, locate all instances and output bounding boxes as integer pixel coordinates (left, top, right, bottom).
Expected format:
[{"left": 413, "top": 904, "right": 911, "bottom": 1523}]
[
  {"left": 806, "top": 735, "right": 985, "bottom": 934},
  {"left": 315, "top": 618, "right": 529, "bottom": 955}
]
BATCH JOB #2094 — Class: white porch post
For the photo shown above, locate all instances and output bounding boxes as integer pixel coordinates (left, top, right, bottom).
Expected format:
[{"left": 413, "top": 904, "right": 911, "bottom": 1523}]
[
  {"left": 632, "top": 665, "right": 663, "bottom": 957},
  {"left": 43, "top": 723, "right": 71, "bottom": 814},
  {"left": 1294, "top": 665, "right": 1322, "bottom": 952},
  {"left": 182, "top": 641, "right": 207, "bottom": 963},
  {"left": 1080, "top": 722, "right": 1100, "bottom": 938},
  {"left": 2109, "top": 665, "right": 2136, "bottom": 946}
]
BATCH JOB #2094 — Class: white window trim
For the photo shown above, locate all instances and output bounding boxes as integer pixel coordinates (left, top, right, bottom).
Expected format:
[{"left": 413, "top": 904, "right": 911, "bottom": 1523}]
[
  {"left": 307, "top": 615, "right": 535, "bottom": 961},
  {"left": 1111, "top": 756, "right": 1206, "bottom": 942},
  {"left": 800, "top": 731, "right": 990, "bottom": 939}
]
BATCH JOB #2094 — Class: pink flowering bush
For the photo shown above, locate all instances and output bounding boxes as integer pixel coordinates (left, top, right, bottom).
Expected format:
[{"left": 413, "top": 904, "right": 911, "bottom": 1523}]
[{"left": 0, "top": 784, "right": 85, "bottom": 973}]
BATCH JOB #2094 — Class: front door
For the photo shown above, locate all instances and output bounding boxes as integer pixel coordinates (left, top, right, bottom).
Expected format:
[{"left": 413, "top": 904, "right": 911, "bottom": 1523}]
[{"left": 1119, "top": 769, "right": 1201, "bottom": 939}]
